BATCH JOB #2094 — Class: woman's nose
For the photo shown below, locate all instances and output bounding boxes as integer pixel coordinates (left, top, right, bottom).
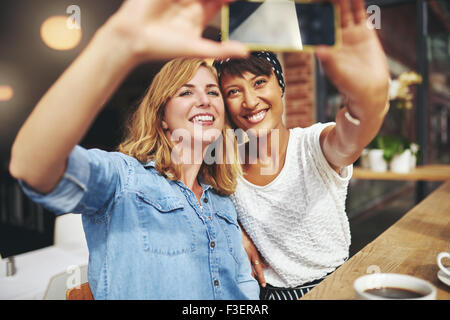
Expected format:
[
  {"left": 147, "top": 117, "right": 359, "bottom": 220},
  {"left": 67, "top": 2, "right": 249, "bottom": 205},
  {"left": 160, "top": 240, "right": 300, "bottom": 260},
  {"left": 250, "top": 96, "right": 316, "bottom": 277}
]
[
  {"left": 197, "top": 92, "right": 211, "bottom": 108},
  {"left": 243, "top": 89, "right": 259, "bottom": 110}
]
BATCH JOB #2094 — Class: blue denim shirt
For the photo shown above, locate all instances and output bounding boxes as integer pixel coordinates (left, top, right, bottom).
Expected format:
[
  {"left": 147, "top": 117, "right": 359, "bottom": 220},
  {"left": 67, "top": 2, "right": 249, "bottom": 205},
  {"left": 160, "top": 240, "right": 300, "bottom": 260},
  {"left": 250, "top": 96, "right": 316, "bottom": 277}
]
[{"left": 19, "top": 146, "right": 259, "bottom": 300}]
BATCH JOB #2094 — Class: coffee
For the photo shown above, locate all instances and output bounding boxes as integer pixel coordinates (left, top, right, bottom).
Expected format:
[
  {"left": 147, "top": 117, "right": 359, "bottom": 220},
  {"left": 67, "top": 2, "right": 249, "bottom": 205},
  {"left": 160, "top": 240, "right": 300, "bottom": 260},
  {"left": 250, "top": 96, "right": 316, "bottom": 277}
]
[{"left": 364, "top": 287, "right": 424, "bottom": 299}]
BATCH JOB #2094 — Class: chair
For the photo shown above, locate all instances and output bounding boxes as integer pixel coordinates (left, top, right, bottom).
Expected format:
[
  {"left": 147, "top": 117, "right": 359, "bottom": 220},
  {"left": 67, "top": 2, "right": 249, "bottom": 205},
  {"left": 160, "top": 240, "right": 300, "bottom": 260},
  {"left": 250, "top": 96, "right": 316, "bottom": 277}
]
[
  {"left": 54, "top": 213, "right": 87, "bottom": 248},
  {"left": 43, "top": 264, "right": 89, "bottom": 300},
  {"left": 66, "top": 282, "right": 93, "bottom": 300}
]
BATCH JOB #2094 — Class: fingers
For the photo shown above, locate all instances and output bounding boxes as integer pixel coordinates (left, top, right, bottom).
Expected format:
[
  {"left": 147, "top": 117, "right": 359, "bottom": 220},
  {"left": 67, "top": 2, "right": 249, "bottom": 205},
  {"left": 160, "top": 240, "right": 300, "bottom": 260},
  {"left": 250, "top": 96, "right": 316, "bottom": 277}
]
[
  {"left": 314, "top": 45, "right": 339, "bottom": 86},
  {"left": 351, "top": 0, "right": 367, "bottom": 24},
  {"left": 337, "top": 0, "right": 367, "bottom": 27},
  {"left": 185, "top": 39, "right": 249, "bottom": 59},
  {"left": 252, "top": 259, "right": 266, "bottom": 287},
  {"left": 202, "top": 0, "right": 240, "bottom": 25},
  {"left": 240, "top": 227, "right": 267, "bottom": 287},
  {"left": 202, "top": 0, "right": 227, "bottom": 25},
  {"left": 148, "top": 39, "right": 248, "bottom": 61},
  {"left": 338, "top": 0, "right": 354, "bottom": 28},
  {"left": 314, "top": 45, "right": 333, "bottom": 65}
]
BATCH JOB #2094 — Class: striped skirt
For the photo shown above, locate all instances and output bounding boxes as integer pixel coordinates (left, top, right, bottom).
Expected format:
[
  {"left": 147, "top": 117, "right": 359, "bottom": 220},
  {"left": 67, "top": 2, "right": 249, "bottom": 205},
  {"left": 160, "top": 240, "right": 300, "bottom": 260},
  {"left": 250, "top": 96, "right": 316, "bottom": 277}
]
[{"left": 259, "top": 277, "right": 325, "bottom": 300}]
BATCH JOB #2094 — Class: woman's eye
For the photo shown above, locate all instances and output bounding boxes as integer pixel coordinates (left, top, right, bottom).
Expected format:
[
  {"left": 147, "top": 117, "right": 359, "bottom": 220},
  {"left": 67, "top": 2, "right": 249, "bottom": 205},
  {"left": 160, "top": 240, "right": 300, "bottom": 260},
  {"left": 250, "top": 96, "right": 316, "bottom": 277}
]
[
  {"left": 208, "top": 90, "right": 220, "bottom": 96},
  {"left": 254, "top": 78, "right": 267, "bottom": 87},
  {"left": 227, "top": 89, "right": 239, "bottom": 97},
  {"left": 179, "top": 90, "right": 192, "bottom": 97}
]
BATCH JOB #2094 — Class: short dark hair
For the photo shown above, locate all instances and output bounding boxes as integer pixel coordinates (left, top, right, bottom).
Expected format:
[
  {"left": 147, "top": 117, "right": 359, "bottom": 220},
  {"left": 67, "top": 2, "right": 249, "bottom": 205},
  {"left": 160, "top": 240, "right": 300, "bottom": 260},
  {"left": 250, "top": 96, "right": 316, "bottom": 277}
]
[
  {"left": 214, "top": 52, "right": 285, "bottom": 93},
  {"left": 214, "top": 54, "right": 273, "bottom": 81}
]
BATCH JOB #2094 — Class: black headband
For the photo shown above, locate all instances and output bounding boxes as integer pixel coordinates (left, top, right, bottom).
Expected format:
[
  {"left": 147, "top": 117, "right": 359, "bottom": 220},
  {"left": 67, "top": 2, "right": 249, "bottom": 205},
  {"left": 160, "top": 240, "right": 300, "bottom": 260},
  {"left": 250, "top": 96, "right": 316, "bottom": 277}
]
[
  {"left": 251, "top": 51, "right": 285, "bottom": 93},
  {"left": 213, "top": 51, "right": 286, "bottom": 93}
]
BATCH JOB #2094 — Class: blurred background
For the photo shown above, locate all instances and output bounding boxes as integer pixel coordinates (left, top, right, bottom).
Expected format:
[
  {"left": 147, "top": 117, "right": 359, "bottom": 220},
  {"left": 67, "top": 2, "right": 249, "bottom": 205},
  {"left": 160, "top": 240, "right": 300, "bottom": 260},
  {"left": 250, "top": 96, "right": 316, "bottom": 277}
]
[{"left": 0, "top": 0, "right": 449, "bottom": 264}]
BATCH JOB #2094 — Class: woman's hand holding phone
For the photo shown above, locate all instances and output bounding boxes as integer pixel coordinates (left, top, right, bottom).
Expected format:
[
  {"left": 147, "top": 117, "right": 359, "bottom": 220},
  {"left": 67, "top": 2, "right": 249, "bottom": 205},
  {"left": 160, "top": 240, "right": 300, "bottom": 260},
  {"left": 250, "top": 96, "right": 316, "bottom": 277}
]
[
  {"left": 314, "top": 0, "right": 390, "bottom": 116},
  {"left": 313, "top": 0, "right": 391, "bottom": 171},
  {"left": 106, "top": 0, "right": 248, "bottom": 64}
]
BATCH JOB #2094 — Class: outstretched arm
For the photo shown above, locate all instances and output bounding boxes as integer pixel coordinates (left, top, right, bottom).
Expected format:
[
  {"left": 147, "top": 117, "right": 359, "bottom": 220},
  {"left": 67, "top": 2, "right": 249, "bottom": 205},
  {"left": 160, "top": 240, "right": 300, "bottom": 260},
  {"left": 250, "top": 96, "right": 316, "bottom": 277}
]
[
  {"left": 315, "top": 0, "right": 390, "bottom": 171},
  {"left": 9, "top": 0, "right": 248, "bottom": 194}
]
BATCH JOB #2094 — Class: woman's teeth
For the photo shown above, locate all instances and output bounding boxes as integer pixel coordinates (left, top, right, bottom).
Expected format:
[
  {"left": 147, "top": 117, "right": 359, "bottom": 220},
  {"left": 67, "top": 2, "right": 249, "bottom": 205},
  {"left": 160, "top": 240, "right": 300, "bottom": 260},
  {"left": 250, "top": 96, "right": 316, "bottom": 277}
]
[
  {"left": 246, "top": 110, "right": 267, "bottom": 123},
  {"left": 192, "top": 115, "right": 214, "bottom": 123}
]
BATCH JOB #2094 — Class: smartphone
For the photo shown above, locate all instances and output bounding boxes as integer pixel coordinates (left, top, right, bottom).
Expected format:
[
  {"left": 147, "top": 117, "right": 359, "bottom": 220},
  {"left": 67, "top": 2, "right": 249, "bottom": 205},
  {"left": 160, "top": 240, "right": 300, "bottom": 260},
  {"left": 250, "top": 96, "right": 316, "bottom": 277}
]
[{"left": 221, "top": 0, "right": 341, "bottom": 52}]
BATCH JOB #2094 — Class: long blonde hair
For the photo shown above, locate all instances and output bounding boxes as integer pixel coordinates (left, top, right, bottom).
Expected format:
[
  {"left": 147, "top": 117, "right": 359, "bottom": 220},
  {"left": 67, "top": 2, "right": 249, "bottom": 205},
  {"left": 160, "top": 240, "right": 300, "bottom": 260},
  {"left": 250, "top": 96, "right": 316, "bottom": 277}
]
[{"left": 119, "top": 58, "right": 241, "bottom": 195}]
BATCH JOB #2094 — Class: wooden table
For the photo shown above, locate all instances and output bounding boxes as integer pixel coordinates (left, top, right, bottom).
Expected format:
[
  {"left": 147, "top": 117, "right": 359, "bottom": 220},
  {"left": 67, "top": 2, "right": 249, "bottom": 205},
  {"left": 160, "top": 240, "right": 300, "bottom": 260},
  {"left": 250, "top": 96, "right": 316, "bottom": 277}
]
[
  {"left": 301, "top": 180, "right": 450, "bottom": 300},
  {"left": 352, "top": 164, "right": 450, "bottom": 181}
]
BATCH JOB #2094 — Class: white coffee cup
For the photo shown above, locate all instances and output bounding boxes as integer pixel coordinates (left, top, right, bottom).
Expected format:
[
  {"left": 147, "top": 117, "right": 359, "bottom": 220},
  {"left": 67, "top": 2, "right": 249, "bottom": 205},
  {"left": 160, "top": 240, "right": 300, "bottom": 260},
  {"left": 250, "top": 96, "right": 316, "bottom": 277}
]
[
  {"left": 437, "top": 252, "right": 450, "bottom": 277},
  {"left": 354, "top": 273, "right": 436, "bottom": 300}
]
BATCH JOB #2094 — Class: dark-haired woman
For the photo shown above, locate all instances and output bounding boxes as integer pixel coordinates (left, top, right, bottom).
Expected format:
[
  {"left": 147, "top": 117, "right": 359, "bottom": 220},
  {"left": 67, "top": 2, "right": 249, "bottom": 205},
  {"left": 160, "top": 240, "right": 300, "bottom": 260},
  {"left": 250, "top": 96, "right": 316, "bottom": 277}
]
[{"left": 214, "top": 0, "right": 390, "bottom": 299}]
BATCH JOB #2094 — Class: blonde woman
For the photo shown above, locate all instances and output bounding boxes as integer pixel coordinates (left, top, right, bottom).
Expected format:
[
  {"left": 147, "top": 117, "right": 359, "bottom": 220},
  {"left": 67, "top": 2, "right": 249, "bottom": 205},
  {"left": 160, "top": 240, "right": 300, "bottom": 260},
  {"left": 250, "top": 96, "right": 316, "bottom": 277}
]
[{"left": 9, "top": 0, "right": 258, "bottom": 299}]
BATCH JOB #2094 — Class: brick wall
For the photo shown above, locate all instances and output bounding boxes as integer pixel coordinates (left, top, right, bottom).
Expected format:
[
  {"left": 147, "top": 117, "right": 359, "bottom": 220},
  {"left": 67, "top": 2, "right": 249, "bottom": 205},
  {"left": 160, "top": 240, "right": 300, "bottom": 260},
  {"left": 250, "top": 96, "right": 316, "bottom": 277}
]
[{"left": 281, "top": 52, "right": 316, "bottom": 128}]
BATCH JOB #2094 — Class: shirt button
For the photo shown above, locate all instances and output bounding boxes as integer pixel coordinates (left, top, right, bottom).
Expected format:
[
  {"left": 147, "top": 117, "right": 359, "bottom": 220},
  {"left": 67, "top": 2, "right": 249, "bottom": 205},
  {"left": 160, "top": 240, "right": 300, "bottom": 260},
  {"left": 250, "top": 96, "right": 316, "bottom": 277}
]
[
  {"left": 210, "top": 241, "right": 216, "bottom": 249},
  {"left": 214, "top": 280, "right": 220, "bottom": 286},
  {"left": 203, "top": 198, "right": 208, "bottom": 203}
]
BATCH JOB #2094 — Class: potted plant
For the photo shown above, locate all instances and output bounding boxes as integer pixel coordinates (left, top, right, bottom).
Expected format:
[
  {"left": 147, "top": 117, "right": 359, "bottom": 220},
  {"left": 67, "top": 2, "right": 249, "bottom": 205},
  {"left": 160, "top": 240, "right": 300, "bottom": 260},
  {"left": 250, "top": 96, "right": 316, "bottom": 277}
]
[
  {"left": 364, "top": 136, "right": 389, "bottom": 172},
  {"left": 409, "top": 142, "right": 420, "bottom": 169},
  {"left": 365, "top": 135, "right": 418, "bottom": 173},
  {"left": 359, "top": 71, "right": 422, "bottom": 173},
  {"left": 390, "top": 148, "right": 412, "bottom": 173}
]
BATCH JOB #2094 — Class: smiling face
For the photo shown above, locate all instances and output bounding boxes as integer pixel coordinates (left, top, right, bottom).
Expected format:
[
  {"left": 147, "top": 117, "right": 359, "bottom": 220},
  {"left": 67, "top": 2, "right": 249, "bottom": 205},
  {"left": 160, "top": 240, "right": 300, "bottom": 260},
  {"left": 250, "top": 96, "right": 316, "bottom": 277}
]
[
  {"left": 163, "top": 66, "right": 225, "bottom": 147},
  {"left": 220, "top": 70, "right": 284, "bottom": 134}
]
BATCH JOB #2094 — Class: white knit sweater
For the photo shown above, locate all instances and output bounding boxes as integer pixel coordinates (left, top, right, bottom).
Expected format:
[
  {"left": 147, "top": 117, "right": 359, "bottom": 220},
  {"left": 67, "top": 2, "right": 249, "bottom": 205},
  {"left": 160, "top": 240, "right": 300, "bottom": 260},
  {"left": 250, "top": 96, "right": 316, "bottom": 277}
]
[{"left": 231, "top": 123, "right": 352, "bottom": 288}]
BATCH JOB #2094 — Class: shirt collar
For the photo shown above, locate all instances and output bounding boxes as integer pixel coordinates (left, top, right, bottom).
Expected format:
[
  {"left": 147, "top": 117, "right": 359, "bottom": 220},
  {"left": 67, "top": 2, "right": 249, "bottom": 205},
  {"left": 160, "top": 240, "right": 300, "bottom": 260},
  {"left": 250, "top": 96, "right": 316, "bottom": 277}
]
[
  {"left": 199, "top": 180, "right": 213, "bottom": 192},
  {"left": 141, "top": 160, "right": 213, "bottom": 192},
  {"left": 174, "top": 177, "right": 213, "bottom": 193},
  {"left": 142, "top": 160, "right": 156, "bottom": 168}
]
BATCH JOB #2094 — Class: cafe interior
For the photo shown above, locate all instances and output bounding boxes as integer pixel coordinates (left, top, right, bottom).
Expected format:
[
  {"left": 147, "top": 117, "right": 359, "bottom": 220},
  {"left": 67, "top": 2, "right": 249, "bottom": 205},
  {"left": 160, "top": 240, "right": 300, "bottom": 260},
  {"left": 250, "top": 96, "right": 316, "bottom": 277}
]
[{"left": 0, "top": 0, "right": 449, "bottom": 300}]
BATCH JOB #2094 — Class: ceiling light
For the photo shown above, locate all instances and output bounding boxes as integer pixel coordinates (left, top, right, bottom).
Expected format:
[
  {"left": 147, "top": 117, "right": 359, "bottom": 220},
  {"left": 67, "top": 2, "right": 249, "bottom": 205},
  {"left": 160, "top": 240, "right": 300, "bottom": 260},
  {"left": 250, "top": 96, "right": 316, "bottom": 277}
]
[
  {"left": 0, "top": 85, "right": 14, "bottom": 101},
  {"left": 40, "top": 16, "right": 82, "bottom": 51}
]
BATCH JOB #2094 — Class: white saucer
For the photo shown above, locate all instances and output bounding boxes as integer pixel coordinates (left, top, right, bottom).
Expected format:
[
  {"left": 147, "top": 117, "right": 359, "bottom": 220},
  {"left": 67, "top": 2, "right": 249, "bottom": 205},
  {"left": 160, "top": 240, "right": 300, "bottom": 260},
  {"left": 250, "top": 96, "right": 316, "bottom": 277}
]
[{"left": 437, "top": 270, "right": 450, "bottom": 287}]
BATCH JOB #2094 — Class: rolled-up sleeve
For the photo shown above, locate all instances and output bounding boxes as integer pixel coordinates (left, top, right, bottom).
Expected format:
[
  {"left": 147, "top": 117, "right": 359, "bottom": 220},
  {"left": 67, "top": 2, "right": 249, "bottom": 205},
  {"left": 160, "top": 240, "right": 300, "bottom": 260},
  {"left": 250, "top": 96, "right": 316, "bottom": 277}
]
[{"left": 19, "top": 145, "right": 130, "bottom": 216}]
